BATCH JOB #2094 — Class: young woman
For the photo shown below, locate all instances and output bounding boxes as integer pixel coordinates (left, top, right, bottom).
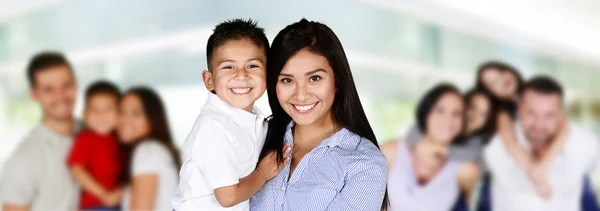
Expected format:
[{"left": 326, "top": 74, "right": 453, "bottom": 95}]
[
  {"left": 117, "top": 87, "right": 181, "bottom": 211},
  {"left": 383, "top": 84, "right": 480, "bottom": 211},
  {"left": 250, "top": 19, "right": 388, "bottom": 210}
]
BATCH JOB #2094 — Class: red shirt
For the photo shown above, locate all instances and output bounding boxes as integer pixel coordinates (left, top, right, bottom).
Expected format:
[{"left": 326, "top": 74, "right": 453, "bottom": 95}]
[{"left": 67, "top": 129, "right": 123, "bottom": 208}]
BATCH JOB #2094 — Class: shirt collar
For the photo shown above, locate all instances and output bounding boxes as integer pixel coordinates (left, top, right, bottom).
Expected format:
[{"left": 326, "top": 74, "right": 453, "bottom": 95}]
[
  {"left": 206, "top": 92, "right": 266, "bottom": 127},
  {"left": 284, "top": 121, "right": 362, "bottom": 150}
]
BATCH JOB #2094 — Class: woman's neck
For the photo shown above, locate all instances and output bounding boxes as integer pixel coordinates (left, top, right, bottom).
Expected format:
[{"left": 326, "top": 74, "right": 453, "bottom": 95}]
[
  {"left": 292, "top": 116, "right": 341, "bottom": 151},
  {"left": 42, "top": 115, "right": 75, "bottom": 137}
]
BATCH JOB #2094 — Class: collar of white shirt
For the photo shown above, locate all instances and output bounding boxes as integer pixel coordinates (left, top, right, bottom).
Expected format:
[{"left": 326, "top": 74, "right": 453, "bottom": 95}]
[{"left": 206, "top": 92, "right": 266, "bottom": 127}]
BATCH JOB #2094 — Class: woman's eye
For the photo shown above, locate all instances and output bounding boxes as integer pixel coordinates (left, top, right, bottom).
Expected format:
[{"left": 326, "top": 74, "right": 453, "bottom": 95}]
[
  {"left": 248, "top": 64, "right": 259, "bottom": 68},
  {"left": 281, "top": 78, "right": 293, "bottom": 84},
  {"left": 309, "top": 75, "right": 321, "bottom": 82}
]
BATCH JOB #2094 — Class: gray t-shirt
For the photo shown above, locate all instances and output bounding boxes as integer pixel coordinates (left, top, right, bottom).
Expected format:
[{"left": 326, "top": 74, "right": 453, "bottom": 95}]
[
  {"left": 0, "top": 124, "right": 79, "bottom": 211},
  {"left": 406, "top": 124, "right": 484, "bottom": 165}
]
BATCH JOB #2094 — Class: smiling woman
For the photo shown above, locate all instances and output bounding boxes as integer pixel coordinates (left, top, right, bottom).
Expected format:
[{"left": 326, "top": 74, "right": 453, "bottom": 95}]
[{"left": 250, "top": 19, "right": 389, "bottom": 211}]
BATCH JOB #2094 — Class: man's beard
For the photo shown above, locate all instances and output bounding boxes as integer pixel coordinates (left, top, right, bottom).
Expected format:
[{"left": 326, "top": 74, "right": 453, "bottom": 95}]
[{"left": 525, "top": 131, "right": 555, "bottom": 152}]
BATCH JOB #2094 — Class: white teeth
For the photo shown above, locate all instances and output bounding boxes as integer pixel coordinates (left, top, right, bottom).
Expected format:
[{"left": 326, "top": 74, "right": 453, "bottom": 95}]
[
  {"left": 231, "top": 88, "right": 251, "bottom": 94},
  {"left": 294, "top": 103, "right": 316, "bottom": 111}
]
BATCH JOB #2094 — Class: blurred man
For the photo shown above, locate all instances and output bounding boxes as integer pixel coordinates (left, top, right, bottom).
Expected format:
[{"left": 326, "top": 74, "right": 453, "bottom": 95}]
[
  {"left": 0, "top": 52, "right": 79, "bottom": 211},
  {"left": 484, "top": 76, "right": 600, "bottom": 211}
]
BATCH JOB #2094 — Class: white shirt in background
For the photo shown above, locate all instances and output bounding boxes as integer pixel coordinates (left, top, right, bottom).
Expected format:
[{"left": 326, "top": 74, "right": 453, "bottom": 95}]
[
  {"left": 122, "top": 140, "right": 179, "bottom": 211},
  {"left": 485, "top": 122, "right": 600, "bottom": 211},
  {"left": 170, "top": 93, "right": 268, "bottom": 211}
]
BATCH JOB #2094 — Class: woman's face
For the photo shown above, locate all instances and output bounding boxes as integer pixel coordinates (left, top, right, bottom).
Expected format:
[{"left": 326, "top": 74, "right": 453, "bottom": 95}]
[
  {"left": 118, "top": 94, "right": 151, "bottom": 143},
  {"left": 276, "top": 48, "right": 337, "bottom": 127},
  {"left": 481, "top": 68, "right": 518, "bottom": 100},
  {"left": 466, "top": 93, "right": 491, "bottom": 134},
  {"left": 425, "top": 92, "right": 464, "bottom": 144}
]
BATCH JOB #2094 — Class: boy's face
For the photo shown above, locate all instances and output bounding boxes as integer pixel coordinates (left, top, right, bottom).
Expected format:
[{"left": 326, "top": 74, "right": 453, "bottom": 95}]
[
  {"left": 85, "top": 94, "right": 119, "bottom": 135},
  {"left": 203, "top": 38, "right": 267, "bottom": 112}
]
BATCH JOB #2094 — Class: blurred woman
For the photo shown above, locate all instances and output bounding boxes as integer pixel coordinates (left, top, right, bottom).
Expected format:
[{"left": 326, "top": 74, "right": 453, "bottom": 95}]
[
  {"left": 250, "top": 19, "right": 388, "bottom": 210},
  {"left": 405, "top": 88, "right": 497, "bottom": 165},
  {"left": 117, "top": 87, "right": 181, "bottom": 211},
  {"left": 382, "top": 84, "right": 480, "bottom": 211}
]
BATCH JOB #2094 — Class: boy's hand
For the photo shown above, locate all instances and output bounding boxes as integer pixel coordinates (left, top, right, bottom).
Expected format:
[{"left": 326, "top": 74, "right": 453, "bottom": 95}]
[
  {"left": 101, "top": 188, "right": 124, "bottom": 207},
  {"left": 257, "top": 144, "right": 291, "bottom": 181}
]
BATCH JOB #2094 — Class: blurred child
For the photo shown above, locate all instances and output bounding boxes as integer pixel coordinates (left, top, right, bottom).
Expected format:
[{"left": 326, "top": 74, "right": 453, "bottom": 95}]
[
  {"left": 170, "top": 19, "right": 289, "bottom": 211},
  {"left": 67, "top": 81, "right": 123, "bottom": 210}
]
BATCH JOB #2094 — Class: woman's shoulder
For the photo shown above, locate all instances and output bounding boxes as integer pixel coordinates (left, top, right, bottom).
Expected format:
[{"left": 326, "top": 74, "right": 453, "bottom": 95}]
[{"left": 133, "top": 140, "right": 171, "bottom": 160}]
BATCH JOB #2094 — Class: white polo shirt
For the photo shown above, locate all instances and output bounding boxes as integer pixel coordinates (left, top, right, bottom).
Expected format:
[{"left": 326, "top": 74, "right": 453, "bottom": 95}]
[
  {"left": 171, "top": 93, "right": 268, "bottom": 211},
  {"left": 0, "top": 124, "right": 79, "bottom": 211},
  {"left": 484, "top": 122, "right": 600, "bottom": 211}
]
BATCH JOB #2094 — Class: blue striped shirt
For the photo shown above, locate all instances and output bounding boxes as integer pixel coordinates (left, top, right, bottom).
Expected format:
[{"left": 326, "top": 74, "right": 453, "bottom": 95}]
[{"left": 250, "top": 122, "right": 388, "bottom": 211}]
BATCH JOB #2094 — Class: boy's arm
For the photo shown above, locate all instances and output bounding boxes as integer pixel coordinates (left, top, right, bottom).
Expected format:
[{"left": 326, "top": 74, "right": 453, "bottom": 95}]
[
  {"left": 213, "top": 170, "right": 269, "bottom": 207},
  {"left": 67, "top": 134, "right": 121, "bottom": 206},
  {"left": 70, "top": 165, "right": 113, "bottom": 205},
  {"left": 213, "top": 147, "right": 291, "bottom": 207},
  {"left": 196, "top": 123, "right": 289, "bottom": 208}
]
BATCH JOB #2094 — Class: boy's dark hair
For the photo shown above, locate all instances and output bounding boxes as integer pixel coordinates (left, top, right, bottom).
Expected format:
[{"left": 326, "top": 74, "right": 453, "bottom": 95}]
[
  {"left": 205, "top": 18, "right": 269, "bottom": 71},
  {"left": 26, "top": 51, "right": 74, "bottom": 87},
  {"left": 85, "top": 80, "right": 121, "bottom": 103},
  {"left": 519, "top": 75, "right": 563, "bottom": 98}
]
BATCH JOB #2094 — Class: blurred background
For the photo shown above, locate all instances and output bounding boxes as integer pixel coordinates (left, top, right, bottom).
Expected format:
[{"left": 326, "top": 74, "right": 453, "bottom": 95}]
[{"left": 1, "top": 0, "right": 600, "bottom": 200}]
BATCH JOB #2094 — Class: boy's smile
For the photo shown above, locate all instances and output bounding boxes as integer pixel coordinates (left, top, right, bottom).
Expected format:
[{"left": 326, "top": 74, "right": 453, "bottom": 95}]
[{"left": 203, "top": 38, "right": 267, "bottom": 112}]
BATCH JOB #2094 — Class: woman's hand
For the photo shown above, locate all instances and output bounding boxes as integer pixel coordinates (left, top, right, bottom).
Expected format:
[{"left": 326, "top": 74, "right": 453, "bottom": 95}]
[
  {"left": 257, "top": 144, "right": 291, "bottom": 181},
  {"left": 528, "top": 165, "right": 552, "bottom": 200}
]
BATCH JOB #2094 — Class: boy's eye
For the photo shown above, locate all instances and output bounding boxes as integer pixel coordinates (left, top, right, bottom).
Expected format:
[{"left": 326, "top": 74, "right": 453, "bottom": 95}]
[
  {"left": 280, "top": 78, "right": 293, "bottom": 84},
  {"left": 248, "top": 64, "right": 259, "bottom": 69},
  {"left": 309, "top": 75, "right": 321, "bottom": 82},
  {"left": 222, "top": 66, "right": 234, "bottom": 69}
]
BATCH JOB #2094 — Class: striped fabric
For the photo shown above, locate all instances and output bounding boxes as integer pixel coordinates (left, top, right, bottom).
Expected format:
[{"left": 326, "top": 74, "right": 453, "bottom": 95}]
[{"left": 250, "top": 122, "right": 388, "bottom": 211}]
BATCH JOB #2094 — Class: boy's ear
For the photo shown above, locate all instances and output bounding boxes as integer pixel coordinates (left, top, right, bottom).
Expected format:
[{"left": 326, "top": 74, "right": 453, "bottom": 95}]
[{"left": 202, "top": 70, "right": 215, "bottom": 92}]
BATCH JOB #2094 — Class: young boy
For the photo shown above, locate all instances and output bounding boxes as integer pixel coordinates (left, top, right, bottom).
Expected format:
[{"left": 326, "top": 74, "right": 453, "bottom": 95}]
[
  {"left": 170, "top": 19, "right": 289, "bottom": 211},
  {"left": 67, "top": 81, "right": 123, "bottom": 210}
]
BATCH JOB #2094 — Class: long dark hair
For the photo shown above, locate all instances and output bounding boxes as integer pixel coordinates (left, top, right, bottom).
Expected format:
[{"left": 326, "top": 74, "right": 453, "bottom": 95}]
[
  {"left": 258, "top": 18, "right": 388, "bottom": 210},
  {"left": 462, "top": 88, "right": 498, "bottom": 143},
  {"left": 416, "top": 83, "right": 465, "bottom": 144},
  {"left": 118, "top": 87, "right": 182, "bottom": 184},
  {"left": 475, "top": 61, "right": 524, "bottom": 115}
]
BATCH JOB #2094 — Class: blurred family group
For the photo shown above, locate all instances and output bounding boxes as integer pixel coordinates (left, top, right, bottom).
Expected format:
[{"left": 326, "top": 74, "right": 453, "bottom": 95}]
[{"left": 0, "top": 18, "right": 599, "bottom": 211}]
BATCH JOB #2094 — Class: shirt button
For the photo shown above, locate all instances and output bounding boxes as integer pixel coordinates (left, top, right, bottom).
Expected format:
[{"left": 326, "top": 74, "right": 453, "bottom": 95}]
[{"left": 281, "top": 186, "right": 286, "bottom": 191}]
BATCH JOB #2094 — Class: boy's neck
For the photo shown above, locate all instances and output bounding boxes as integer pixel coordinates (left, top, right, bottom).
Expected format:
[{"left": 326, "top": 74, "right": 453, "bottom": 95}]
[
  {"left": 42, "top": 115, "right": 75, "bottom": 137},
  {"left": 242, "top": 104, "right": 254, "bottom": 113}
]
